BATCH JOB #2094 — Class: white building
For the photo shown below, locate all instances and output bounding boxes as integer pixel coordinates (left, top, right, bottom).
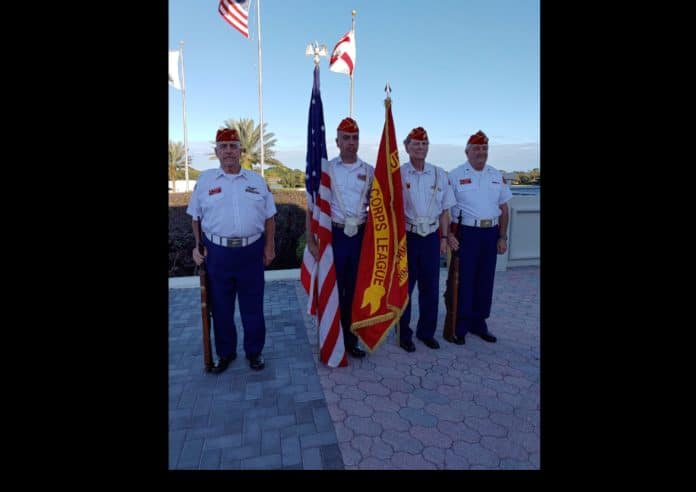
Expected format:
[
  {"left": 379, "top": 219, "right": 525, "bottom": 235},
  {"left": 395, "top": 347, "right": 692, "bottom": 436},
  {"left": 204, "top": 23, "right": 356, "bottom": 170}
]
[{"left": 169, "top": 180, "right": 196, "bottom": 193}]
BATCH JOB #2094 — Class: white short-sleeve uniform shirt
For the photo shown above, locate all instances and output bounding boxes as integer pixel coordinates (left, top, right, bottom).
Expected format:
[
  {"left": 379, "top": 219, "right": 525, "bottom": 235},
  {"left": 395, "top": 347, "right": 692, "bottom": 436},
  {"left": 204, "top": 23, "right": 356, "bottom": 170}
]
[
  {"left": 307, "top": 156, "right": 374, "bottom": 224},
  {"left": 400, "top": 161, "right": 457, "bottom": 225},
  {"left": 186, "top": 167, "right": 277, "bottom": 238},
  {"left": 448, "top": 161, "right": 512, "bottom": 221}
]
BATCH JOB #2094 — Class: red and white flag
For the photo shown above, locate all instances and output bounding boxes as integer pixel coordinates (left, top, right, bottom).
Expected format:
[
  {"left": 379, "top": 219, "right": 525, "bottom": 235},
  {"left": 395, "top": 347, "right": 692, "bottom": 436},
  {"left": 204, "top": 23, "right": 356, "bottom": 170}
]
[
  {"left": 329, "top": 30, "right": 356, "bottom": 76},
  {"left": 218, "top": 0, "right": 250, "bottom": 39}
]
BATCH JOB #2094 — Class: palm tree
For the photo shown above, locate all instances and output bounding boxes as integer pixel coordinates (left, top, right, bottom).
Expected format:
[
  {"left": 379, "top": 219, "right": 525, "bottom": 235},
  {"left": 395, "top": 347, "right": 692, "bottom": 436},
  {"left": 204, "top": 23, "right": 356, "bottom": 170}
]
[
  {"left": 169, "top": 141, "right": 192, "bottom": 189},
  {"left": 209, "top": 118, "right": 284, "bottom": 171}
]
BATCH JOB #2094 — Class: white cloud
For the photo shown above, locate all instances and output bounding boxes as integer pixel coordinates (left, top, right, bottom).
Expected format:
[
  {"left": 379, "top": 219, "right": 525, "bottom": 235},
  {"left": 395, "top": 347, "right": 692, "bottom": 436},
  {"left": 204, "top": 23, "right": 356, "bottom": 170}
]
[
  {"left": 274, "top": 142, "right": 539, "bottom": 173},
  {"left": 183, "top": 140, "right": 540, "bottom": 174}
]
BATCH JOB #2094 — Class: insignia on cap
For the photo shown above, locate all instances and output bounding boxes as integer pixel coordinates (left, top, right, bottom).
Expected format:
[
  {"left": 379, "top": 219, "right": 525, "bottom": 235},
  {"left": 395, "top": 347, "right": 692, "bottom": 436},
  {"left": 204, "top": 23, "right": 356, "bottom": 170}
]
[
  {"left": 216, "top": 128, "right": 240, "bottom": 142},
  {"left": 467, "top": 130, "right": 488, "bottom": 145},
  {"left": 337, "top": 117, "right": 359, "bottom": 133}
]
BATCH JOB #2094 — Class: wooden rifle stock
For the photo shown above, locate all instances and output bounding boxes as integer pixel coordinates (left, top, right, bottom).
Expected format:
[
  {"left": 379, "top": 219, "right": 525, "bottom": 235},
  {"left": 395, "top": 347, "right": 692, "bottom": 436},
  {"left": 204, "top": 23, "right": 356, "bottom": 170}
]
[
  {"left": 197, "top": 218, "right": 213, "bottom": 372},
  {"left": 443, "top": 212, "right": 463, "bottom": 342}
]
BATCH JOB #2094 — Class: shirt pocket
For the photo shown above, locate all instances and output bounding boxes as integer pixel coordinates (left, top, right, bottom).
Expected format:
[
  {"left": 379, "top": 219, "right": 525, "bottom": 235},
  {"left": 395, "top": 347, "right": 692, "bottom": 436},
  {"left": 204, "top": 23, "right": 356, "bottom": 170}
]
[
  {"left": 457, "top": 182, "right": 479, "bottom": 193},
  {"left": 349, "top": 175, "right": 367, "bottom": 194},
  {"left": 488, "top": 181, "right": 502, "bottom": 195},
  {"left": 243, "top": 191, "right": 264, "bottom": 202},
  {"left": 205, "top": 192, "right": 224, "bottom": 205}
]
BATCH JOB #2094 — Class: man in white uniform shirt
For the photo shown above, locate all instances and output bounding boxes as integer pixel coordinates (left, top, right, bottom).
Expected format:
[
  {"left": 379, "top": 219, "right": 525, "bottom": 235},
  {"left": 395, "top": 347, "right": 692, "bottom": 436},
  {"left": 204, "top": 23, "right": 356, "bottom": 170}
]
[
  {"left": 446, "top": 130, "right": 512, "bottom": 344},
  {"left": 305, "top": 117, "right": 374, "bottom": 358},
  {"left": 398, "top": 127, "right": 456, "bottom": 352},
  {"left": 187, "top": 128, "right": 277, "bottom": 371}
]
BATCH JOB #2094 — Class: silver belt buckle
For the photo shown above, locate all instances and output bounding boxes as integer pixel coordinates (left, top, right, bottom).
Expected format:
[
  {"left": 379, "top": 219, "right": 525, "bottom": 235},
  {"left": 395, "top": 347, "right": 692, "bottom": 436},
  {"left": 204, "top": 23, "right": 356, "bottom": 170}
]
[
  {"left": 344, "top": 217, "right": 359, "bottom": 237},
  {"left": 416, "top": 217, "right": 430, "bottom": 237},
  {"left": 226, "top": 237, "right": 243, "bottom": 247},
  {"left": 479, "top": 219, "right": 492, "bottom": 228}
]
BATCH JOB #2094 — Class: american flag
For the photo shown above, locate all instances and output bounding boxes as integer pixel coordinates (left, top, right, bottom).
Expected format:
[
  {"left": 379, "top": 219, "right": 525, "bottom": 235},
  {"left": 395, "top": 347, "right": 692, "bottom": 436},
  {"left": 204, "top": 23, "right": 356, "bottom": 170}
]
[
  {"left": 300, "top": 66, "right": 347, "bottom": 368},
  {"left": 218, "top": 0, "right": 250, "bottom": 39},
  {"left": 329, "top": 30, "right": 356, "bottom": 76}
]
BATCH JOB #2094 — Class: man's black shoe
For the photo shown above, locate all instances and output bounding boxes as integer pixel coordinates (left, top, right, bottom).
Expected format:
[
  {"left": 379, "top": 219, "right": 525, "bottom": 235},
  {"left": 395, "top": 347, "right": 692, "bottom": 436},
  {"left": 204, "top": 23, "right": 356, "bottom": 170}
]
[
  {"left": 399, "top": 340, "right": 416, "bottom": 352},
  {"left": 475, "top": 332, "right": 497, "bottom": 343},
  {"left": 211, "top": 353, "right": 236, "bottom": 374},
  {"left": 417, "top": 337, "right": 440, "bottom": 349},
  {"left": 247, "top": 354, "right": 265, "bottom": 370},
  {"left": 444, "top": 335, "right": 465, "bottom": 345},
  {"left": 347, "top": 347, "right": 366, "bottom": 358}
]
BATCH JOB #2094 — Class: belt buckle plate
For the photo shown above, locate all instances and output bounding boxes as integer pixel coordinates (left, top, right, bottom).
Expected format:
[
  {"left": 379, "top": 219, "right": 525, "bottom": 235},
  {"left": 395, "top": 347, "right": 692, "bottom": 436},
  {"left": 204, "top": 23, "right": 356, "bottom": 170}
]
[
  {"left": 480, "top": 219, "right": 492, "bottom": 228},
  {"left": 226, "top": 237, "right": 243, "bottom": 247},
  {"left": 344, "top": 217, "right": 359, "bottom": 237},
  {"left": 416, "top": 217, "right": 430, "bottom": 236}
]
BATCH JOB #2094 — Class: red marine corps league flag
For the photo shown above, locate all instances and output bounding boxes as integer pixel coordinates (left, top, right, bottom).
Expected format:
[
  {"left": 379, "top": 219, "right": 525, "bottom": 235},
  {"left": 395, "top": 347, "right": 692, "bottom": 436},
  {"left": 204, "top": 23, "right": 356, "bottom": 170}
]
[{"left": 350, "top": 96, "right": 409, "bottom": 351}]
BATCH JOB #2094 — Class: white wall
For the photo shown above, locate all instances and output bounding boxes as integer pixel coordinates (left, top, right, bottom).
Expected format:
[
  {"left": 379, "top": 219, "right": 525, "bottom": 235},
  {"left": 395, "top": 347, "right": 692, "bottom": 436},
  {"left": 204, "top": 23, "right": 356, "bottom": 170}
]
[
  {"left": 169, "top": 180, "right": 196, "bottom": 193},
  {"left": 496, "top": 194, "right": 540, "bottom": 271}
]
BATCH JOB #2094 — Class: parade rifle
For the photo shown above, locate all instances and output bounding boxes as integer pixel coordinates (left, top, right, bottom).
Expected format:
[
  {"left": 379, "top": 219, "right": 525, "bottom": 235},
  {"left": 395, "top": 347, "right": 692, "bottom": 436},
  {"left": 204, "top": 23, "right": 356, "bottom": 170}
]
[
  {"left": 443, "top": 211, "right": 463, "bottom": 343},
  {"left": 197, "top": 217, "right": 213, "bottom": 371}
]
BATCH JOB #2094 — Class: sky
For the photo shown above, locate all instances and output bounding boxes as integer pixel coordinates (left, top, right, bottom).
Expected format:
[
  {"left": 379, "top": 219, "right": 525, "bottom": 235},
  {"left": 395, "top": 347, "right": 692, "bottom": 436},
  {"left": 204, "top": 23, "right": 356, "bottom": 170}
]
[{"left": 169, "top": 0, "right": 539, "bottom": 174}]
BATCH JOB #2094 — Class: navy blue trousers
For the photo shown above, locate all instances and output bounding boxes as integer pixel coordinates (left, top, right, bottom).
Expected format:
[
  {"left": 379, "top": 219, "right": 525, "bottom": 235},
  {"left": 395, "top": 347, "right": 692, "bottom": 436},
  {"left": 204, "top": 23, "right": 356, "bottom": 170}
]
[
  {"left": 455, "top": 225, "right": 499, "bottom": 338},
  {"left": 331, "top": 225, "right": 364, "bottom": 351},
  {"left": 399, "top": 231, "right": 440, "bottom": 343},
  {"left": 203, "top": 235, "right": 266, "bottom": 359}
]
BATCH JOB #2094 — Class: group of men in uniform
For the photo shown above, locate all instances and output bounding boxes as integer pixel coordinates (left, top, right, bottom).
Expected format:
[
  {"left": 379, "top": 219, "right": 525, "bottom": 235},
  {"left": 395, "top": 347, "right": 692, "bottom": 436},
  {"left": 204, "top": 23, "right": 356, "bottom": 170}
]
[{"left": 187, "top": 119, "right": 512, "bottom": 372}]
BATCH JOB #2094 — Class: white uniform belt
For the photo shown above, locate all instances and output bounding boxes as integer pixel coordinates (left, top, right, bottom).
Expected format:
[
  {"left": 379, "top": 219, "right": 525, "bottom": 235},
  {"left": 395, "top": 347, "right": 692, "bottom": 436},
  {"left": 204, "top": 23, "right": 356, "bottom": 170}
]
[
  {"left": 458, "top": 217, "right": 499, "bottom": 228},
  {"left": 331, "top": 221, "right": 365, "bottom": 228},
  {"left": 405, "top": 220, "right": 439, "bottom": 234},
  {"left": 205, "top": 232, "right": 262, "bottom": 248}
]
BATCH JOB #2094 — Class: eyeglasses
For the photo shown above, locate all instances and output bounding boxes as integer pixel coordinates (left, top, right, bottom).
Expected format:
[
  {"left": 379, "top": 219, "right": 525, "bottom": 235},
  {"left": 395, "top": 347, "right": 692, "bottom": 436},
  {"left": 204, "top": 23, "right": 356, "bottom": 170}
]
[
  {"left": 469, "top": 145, "right": 488, "bottom": 151},
  {"left": 217, "top": 143, "right": 240, "bottom": 149}
]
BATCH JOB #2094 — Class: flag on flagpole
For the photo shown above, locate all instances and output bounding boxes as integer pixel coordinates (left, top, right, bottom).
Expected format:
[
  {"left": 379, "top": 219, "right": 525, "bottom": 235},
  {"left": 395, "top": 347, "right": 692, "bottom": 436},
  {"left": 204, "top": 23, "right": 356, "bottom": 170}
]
[
  {"left": 218, "top": 0, "right": 250, "bottom": 39},
  {"left": 300, "top": 66, "right": 347, "bottom": 368},
  {"left": 329, "top": 30, "right": 355, "bottom": 76},
  {"left": 168, "top": 50, "right": 181, "bottom": 90},
  {"left": 350, "top": 97, "right": 409, "bottom": 352}
]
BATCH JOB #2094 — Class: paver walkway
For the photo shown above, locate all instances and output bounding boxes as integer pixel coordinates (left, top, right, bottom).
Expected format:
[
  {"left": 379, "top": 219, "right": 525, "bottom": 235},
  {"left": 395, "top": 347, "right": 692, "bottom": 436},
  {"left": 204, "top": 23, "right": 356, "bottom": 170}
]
[{"left": 169, "top": 266, "right": 539, "bottom": 469}]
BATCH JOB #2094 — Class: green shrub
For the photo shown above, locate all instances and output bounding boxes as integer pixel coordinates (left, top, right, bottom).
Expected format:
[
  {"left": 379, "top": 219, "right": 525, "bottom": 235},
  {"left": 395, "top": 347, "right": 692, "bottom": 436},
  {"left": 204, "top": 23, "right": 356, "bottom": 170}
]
[
  {"left": 296, "top": 233, "right": 306, "bottom": 263},
  {"left": 168, "top": 190, "right": 307, "bottom": 277},
  {"left": 270, "top": 190, "right": 307, "bottom": 271}
]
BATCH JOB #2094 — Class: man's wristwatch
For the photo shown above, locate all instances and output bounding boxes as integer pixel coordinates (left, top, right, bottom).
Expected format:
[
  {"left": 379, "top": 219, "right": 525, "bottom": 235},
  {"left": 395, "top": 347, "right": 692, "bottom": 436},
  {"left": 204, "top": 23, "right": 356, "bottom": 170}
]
[{"left": 498, "top": 235, "right": 507, "bottom": 241}]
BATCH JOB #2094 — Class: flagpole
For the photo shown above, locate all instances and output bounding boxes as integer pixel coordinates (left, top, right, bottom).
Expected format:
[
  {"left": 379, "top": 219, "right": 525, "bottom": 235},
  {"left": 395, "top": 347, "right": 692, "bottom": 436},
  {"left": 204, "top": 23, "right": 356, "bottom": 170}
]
[
  {"left": 179, "top": 40, "right": 190, "bottom": 192},
  {"left": 256, "top": 0, "right": 265, "bottom": 178},
  {"left": 350, "top": 10, "right": 356, "bottom": 118}
]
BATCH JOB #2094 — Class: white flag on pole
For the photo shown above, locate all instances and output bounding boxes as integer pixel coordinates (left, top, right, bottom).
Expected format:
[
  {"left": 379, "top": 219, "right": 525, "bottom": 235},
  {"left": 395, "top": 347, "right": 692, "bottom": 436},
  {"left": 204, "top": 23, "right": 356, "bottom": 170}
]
[{"left": 169, "top": 50, "right": 181, "bottom": 90}]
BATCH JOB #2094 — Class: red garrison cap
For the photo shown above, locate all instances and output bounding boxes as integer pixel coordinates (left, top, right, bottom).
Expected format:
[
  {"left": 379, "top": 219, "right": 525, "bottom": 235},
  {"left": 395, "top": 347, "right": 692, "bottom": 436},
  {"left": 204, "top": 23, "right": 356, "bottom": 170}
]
[
  {"left": 337, "top": 117, "right": 359, "bottom": 133},
  {"left": 216, "top": 128, "right": 240, "bottom": 142},
  {"left": 407, "top": 127, "right": 428, "bottom": 141},
  {"left": 467, "top": 130, "right": 488, "bottom": 145}
]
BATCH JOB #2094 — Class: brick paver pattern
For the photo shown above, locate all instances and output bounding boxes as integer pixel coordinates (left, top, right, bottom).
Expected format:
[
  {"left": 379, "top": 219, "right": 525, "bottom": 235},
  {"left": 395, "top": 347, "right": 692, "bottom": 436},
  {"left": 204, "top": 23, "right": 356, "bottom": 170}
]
[{"left": 169, "top": 266, "right": 539, "bottom": 470}]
